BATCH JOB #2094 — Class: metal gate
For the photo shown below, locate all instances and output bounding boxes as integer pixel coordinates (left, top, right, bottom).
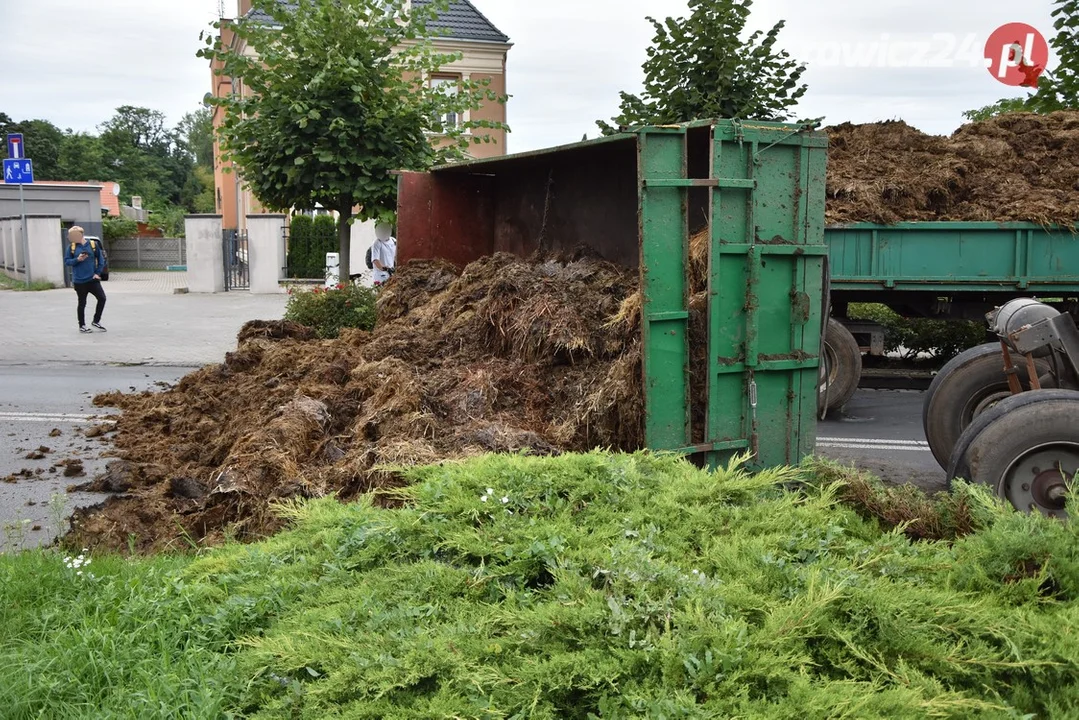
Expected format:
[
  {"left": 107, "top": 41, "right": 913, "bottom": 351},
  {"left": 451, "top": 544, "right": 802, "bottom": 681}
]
[{"left": 222, "top": 229, "right": 249, "bottom": 291}]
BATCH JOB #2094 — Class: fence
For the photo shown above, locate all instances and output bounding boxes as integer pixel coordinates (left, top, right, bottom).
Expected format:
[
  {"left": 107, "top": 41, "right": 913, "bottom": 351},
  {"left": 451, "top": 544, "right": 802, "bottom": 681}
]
[{"left": 106, "top": 237, "right": 186, "bottom": 270}]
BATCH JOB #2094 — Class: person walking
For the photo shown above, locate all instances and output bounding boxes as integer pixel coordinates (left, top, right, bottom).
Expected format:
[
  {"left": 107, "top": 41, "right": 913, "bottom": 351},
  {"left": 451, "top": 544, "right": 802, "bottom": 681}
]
[{"left": 63, "top": 226, "right": 107, "bottom": 333}]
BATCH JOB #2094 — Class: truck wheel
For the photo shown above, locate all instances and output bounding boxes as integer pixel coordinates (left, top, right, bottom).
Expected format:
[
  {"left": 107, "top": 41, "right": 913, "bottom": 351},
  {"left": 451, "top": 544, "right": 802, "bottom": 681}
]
[
  {"left": 922, "top": 344, "right": 1051, "bottom": 470},
  {"left": 946, "top": 390, "right": 1079, "bottom": 518},
  {"left": 818, "top": 318, "right": 862, "bottom": 415}
]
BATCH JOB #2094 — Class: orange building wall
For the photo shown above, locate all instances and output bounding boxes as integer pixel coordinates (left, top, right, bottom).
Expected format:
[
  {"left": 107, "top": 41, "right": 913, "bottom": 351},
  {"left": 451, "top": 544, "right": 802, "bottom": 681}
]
[
  {"left": 468, "top": 71, "right": 507, "bottom": 158},
  {"left": 211, "top": 21, "right": 239, "bottom": 229}
]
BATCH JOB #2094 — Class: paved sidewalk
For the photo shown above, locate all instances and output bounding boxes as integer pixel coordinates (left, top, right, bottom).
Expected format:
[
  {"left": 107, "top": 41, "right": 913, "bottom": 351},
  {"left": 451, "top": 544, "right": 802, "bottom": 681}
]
[
  {"left": 103, "top": 270, "right": 190, "bottom": 293},
  {"left": 0, "top": 274, "right": 287, "bottom": 367}
]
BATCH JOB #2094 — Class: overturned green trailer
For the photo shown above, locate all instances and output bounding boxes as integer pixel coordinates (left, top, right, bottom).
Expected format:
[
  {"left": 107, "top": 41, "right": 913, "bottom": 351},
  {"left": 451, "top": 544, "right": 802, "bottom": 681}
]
[{"left": 397, "top": 119, "right": 829, "bottom": 470}]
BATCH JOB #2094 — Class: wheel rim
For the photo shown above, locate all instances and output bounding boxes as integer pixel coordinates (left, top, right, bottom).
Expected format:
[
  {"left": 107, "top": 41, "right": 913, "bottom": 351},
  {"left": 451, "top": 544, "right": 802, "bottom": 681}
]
[
  {"left": 969, "top": 389, "right": 1013, "bottom": 421},
  {"left": 820, "top": 341, "right": 839, "bottom": 391},
  {"left": 1001, "top": 442, "right": 1079, "bottom": 519}
]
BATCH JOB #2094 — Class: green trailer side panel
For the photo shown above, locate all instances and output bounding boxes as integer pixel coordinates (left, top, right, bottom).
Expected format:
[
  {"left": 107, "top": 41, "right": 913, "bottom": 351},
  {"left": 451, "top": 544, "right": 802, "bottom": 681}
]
[
  {"left": 697, "top": 121, "right": 827, "bottom": 469},
  {"left": 639, "top": 132, "right": 690, "bottom": 451},
  {"left": 826, "top": 222, "right": 1079, "bottom": 292}
]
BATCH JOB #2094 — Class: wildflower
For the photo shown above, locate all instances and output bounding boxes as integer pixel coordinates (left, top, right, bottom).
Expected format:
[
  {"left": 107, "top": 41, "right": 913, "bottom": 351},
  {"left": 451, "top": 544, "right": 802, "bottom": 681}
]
[
  {"left": 501, "top": 496, "right": 509, "bottom": 504},
  {"left": 480, "top": 495, "right": 488, "bottom": 503},
  {"left": 487, "top": 488, "right": 494, "bottom": 495}
]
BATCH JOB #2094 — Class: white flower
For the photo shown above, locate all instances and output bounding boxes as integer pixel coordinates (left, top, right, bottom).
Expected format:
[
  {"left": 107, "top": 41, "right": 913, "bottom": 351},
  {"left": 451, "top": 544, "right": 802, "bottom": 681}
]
[
  {"left": 480, "top": 496, "right": 488, "bottom": 503},
  {"left": 692, "top": 569, "right": 700, "bottom": 575},
  {"left": 486, "top": 488, "right": 494, "bottom": 495},
  {"left": 501, "top": 496, "right": 509, "bottom": 504}
]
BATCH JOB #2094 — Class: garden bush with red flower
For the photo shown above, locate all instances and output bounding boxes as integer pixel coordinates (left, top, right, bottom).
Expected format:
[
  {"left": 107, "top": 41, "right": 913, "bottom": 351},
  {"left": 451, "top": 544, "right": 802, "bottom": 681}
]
[{"left": 283, "top": 282, "right": 377, "bottom": 338}]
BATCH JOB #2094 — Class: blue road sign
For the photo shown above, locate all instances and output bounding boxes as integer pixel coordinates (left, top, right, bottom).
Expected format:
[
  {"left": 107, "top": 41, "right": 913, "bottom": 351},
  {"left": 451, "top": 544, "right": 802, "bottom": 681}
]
[
  {"left": 6, "top": 133, "right": 24, "bottom": 159},
  {"left": 3, "top": 158, "right": 34, "bottom": 184}
]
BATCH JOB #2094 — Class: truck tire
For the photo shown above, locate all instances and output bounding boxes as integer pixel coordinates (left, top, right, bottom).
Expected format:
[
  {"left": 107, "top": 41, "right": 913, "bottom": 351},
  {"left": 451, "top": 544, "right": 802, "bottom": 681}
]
[
  {"left": 946, "top": 389, "right": 1079, "bottom": 518},
  {"left": 818, "top": 318, "right": 861, "bottom": 415},
  {"left": 922, "top": 344, "right": 1050, "bottom": 470}
]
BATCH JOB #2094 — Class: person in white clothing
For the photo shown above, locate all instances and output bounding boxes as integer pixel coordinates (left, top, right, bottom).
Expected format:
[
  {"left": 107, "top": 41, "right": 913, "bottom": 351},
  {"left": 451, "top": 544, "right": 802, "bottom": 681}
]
[{"left": 370, "top": 222, "right": 397, "bottom": 284}]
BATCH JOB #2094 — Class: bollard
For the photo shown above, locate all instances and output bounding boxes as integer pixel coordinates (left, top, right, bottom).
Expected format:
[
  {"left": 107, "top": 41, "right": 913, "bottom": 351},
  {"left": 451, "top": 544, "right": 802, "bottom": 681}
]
[{"left": 325, "top": 252, "right": 340, "bottom": 288}]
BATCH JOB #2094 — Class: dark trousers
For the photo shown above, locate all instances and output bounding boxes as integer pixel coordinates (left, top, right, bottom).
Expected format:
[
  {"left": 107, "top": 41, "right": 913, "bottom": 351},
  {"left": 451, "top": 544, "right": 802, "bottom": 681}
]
[{"left": 74, "top": 280, "right": 106, "bottom": 327}]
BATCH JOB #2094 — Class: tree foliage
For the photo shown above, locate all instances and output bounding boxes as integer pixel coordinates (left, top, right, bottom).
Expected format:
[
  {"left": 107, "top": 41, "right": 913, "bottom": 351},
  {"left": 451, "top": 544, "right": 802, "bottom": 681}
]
[
  {"left": 0, "top": 115, "right": 65, "bottom": 179},
  {"left": 102, "top": 215, "right": 139, "bottom": 241},
  {"left": 198, "top": 0, "right": 508, "bottom": 272},
  {"left": 178, "top": 108, "right": 215, "bottom": 168},
  {"left": 99, "top": 105, "right": 193, "bottom": 207},
  {"left": 2, "top": 105, "right": 217, "bottom": 227},
  {"left": 597, "top": 0, "right": 807, "bottom": 134},
  {"left": 964, "top": 0, "right": 1078, "bottom": 121},
  {"left": 1032, "top": 0, "right": 1079, "bottom": 111}
]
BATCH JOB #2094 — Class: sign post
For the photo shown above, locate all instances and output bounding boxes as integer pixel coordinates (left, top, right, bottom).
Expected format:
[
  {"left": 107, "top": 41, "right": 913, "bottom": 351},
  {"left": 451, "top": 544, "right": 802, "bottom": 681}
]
[{"left": 4, "top": 134, "right": 33, "bottom": 289}]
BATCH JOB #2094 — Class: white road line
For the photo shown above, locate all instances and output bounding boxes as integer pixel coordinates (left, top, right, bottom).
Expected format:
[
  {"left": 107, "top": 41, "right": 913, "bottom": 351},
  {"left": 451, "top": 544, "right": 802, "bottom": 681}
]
[
  {"left": 818, "top": 436, "right": 928, "bottom": 447},
  {"left": 817, "top": 442, "right": 931, "bottom": 452},
  {"left": 0, "top": 411, "right": 97, "bottom": 423}
]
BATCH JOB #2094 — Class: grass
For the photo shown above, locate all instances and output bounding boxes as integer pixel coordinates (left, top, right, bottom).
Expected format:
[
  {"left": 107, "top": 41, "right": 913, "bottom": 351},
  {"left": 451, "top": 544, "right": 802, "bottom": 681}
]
[
  {"left": 0, "top": 274, "right": 55, "bottom": 291},
  {"left": 2, "top": 452, "right": 1079, "bottom": 718}
]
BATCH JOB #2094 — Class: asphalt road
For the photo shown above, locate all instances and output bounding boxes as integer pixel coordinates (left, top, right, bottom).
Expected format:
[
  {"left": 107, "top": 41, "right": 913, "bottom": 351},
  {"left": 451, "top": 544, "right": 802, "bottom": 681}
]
[
  {"left": 817, "top": 388, "right": 945, "bottom": 492},
  {"left": 0, "top": 365, "right": 191, "bottom": 549}
]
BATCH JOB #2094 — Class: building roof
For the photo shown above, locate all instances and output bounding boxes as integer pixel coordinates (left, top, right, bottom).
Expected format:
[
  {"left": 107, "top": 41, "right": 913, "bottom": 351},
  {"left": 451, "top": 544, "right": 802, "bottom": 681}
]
[
  {"left": 413, "top": 0, "right": 508, "bottom": 43},
  {"left": 37, "top": 181, "right": 120, "bottom": 216},
  {"left": 245, "top": 1, "right": 508, "bottom": 43}
]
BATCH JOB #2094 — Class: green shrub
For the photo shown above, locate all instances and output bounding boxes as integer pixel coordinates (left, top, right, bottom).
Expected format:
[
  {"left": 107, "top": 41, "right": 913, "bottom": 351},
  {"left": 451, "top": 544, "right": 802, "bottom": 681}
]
[
  {"left": 102, "top": 215, "right": 138, "bottom": 240},
  {"left": 6, "top": 453, "right": 1079, "bottom": 718},
  {"left": 286, "top": 215, "right": 339, "bottom": 279},
  {"left": 848, "top": 303, "right": 987, "bottom": 360},
  {"left": 283, "top": 282, "right": 377, "bottom": 338},
  {"left": 286, "top": 215, "right": 313, "bottom": 279}
]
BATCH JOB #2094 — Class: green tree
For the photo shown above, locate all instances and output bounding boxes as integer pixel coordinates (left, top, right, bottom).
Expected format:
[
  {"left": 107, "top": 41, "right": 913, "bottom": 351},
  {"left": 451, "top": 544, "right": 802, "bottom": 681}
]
[
  {"left": 597, "top": 0, "right": 807, "bottom": 134},
  {"left": 0, "top": 114, "right": 66, "bottom": 180},
  {"left": 964, "top": 0, "right": 1077, "bottom": 121},
  {"left": 198, "top": 0, "right": 508, "bottom": 274},
  {"left": 1031, "top": 0, "right": 1079, "bottom": 112},
  {"left": 178, "top": 108, "right": 215, "bottom": 167},
  {"left": 103, "top": 215, "right": 138, "bottom": 240},
  {"left": 56, "top": 132, "right": 106, "bottom": 182},
  {"left": 185, "top": 165, "right": 217, "bottom": 214},
  {"left": 98, "top": 106, "right": 194, "bottom": 207},
  {"left": 962, "top": 97, "right": 1031, "bottom": 122}
]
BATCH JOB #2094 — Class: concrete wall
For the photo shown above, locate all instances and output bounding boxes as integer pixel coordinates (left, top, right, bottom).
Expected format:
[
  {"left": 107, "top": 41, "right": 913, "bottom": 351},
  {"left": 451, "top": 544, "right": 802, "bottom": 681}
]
[
  {"left": 185, "top": 215, "right": 224, "bottom": 293},
  {"left": 0, "top": 184, "right": 103, "bottom": 229},
  {"left": 0, "top": 217, "right": 22, "bottom": 275},
  {"left": 247, "top": 214, "right": 286, "bottom": 294},
  {"left": 27, "top": 216, "right": 64, "bottom": 287},
  {"left": 1, "top": 215, "right": 64, "bottom": 286}
]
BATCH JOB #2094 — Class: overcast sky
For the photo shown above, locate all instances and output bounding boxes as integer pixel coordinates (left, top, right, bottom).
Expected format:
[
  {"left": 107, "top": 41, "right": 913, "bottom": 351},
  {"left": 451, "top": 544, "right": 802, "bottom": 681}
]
[{"left": 6, "top": 0, "right": 1059, "bottom": 153}]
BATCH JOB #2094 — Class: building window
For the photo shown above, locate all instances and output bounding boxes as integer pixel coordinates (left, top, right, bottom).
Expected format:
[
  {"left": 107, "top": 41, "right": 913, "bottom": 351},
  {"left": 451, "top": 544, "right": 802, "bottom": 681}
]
[{"left": 430, "top": 75, "right": 460, "bottom": 132}]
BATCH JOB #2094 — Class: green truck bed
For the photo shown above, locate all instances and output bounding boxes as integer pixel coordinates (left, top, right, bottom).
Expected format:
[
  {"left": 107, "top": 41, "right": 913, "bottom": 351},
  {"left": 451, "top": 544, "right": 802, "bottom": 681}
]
[{"left": 825, "top": 222, "right": 1079, "bottom": 293}]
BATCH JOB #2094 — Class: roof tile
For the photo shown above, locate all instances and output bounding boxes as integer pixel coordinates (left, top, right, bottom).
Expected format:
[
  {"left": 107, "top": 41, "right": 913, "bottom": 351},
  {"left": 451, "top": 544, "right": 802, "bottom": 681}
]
[{"left": 246, "top": 1, "right": 508, "bottom": 43}]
